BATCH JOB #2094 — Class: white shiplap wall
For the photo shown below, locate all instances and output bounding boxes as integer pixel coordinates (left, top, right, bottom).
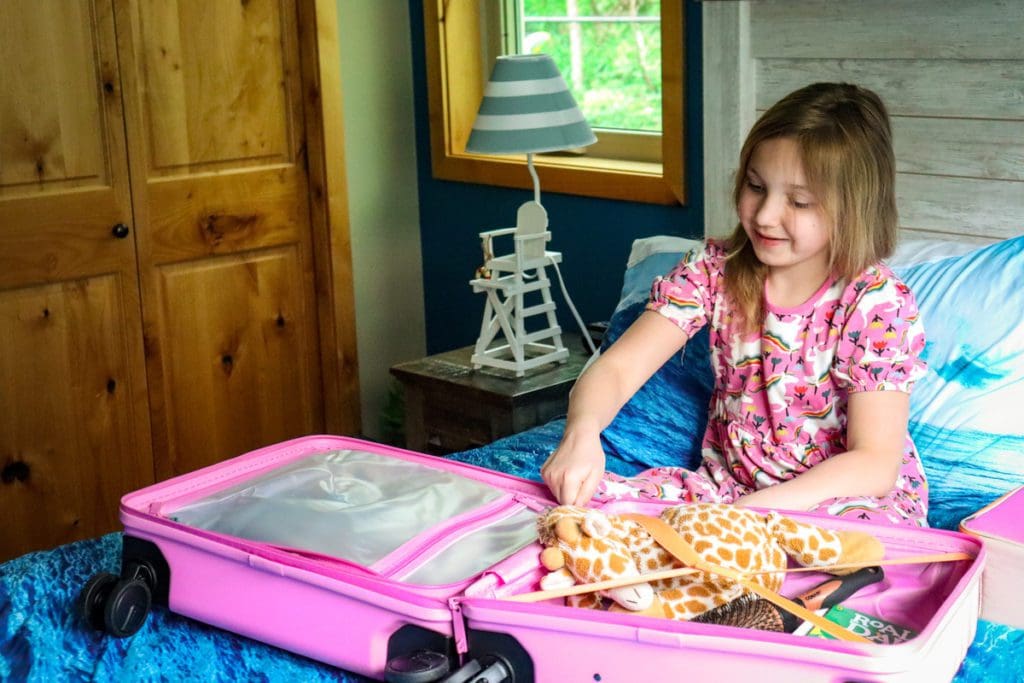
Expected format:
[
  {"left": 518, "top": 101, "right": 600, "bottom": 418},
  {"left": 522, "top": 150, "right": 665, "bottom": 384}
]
[{"left": 702, "top": 0, "right": 1024, "bottom": 242}]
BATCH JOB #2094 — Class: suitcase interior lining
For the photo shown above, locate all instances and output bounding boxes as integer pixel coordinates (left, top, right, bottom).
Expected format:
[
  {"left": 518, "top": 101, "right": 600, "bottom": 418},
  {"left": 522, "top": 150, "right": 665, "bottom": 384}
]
[{"left": 166, "top": 448, "right": 510, "bottom": 567}]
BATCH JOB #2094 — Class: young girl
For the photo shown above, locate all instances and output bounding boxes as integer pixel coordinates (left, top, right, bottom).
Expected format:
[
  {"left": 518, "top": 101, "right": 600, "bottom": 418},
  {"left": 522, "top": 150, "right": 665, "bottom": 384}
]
[{"left": 542, "top": 82, "right": 929, "bottom": 527}]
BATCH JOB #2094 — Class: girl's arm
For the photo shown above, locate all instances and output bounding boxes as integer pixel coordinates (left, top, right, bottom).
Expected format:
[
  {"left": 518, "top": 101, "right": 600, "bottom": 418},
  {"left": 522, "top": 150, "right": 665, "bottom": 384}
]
[
  {"left": 735, "top": 390, "right": 909, "bottom": 510},
  {"left": 542, "top": 311, "right": 689, "bottom": 505}
]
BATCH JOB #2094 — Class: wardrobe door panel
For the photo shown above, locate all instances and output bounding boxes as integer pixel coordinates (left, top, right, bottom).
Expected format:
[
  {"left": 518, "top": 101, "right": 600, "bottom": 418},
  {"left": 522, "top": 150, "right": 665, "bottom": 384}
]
[
  {"left": 154, "top": 248, "right": 312, "bottom": 473},
  {"left": 0, "top": 0, "right": 153, "bottom": 561},
  {"left": 116, "top": 0, "right": 324, "bottom": 478}
]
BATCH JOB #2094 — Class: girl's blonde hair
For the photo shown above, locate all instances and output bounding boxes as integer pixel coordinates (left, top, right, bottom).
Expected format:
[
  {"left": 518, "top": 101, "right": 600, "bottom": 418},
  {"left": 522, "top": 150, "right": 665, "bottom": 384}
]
[{"left": 725, "top": 82, "right": 897, "bottom": 330}]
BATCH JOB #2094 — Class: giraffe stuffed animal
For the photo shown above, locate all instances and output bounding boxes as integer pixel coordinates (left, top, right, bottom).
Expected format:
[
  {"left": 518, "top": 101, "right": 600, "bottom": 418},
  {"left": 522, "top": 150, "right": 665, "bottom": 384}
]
[{"left": 536, "top": 503, "right": 884, "bottom": 621}]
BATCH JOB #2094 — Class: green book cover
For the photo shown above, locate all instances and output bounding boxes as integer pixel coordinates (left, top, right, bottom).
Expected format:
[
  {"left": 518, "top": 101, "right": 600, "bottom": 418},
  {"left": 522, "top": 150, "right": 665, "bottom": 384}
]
[{"left": 803, "top": 605, "right": 918, "bottom": 645}]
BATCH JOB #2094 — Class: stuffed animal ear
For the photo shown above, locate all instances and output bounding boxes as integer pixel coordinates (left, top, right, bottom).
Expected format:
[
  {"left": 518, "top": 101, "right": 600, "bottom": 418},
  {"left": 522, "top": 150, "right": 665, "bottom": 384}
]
[
  {"left": 554, "top": 517, "right": 582, "bottom": 543},
  {"left": 537, "top": 506, "right": 581, "bottom": 546},
  {"left": 580, "top": 510, "right": 612, "bottom": 539},
  {"left": 540, "top": 546, "right": 566, "bottom": 571}
]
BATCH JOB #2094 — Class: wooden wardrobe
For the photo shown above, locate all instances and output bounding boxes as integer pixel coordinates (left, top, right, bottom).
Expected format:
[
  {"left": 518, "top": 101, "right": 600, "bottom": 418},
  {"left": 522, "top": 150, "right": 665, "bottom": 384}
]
[{"left": 0, "top": 0, "right": 359, "bottom": 562}]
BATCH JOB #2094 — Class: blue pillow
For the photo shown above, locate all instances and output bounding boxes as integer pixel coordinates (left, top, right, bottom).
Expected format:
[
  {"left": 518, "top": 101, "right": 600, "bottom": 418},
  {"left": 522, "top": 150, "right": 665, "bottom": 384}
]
[
  {"left": 894, "top": 235, "right": 1024, "bottom": 529},
  {"left": 599, "top": 238, "right": 713, "bottom": 472},
  {"left": 600, "top": 235, "right": 1024, "bottom": 530}
]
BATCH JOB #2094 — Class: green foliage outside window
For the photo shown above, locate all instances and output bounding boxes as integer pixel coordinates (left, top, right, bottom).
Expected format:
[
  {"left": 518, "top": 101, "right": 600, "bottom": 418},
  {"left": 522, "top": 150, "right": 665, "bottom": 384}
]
[{"left": 522, "top": 0, "right": 662, "bottom": 132}]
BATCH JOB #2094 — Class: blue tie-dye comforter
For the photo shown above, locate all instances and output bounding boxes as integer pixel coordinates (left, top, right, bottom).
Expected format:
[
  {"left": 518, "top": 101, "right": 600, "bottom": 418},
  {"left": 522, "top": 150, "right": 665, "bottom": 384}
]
[{"left": 1, "top": 420, "right": 1021, "bottom": 682}]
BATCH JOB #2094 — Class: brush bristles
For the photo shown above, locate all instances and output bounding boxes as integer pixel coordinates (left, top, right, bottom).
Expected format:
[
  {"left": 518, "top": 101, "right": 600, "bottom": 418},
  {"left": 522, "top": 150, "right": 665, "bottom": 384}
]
[{"left": 692, "top": 595, "right": 786, "bottom": 632}]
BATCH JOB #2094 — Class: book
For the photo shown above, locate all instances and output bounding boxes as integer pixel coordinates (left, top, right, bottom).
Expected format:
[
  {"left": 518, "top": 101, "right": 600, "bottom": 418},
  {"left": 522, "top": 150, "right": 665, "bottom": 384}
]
[
  {"left": 794, "top": 604, "right": 917, "bottom": 645},
  {"left": 959, "top": 484, "right": 1024, "bottom": 628}
]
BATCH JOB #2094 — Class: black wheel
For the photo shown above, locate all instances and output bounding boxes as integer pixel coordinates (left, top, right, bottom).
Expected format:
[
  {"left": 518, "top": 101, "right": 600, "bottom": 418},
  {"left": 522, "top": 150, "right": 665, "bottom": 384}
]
[
  {"left": 79, "top": 572, "right": 119, "bottom": 631},
  {"left": 384, "top": 648, "right": 451, "bottom": 683},
  {"left": 102, "top": 577, "right": 152, "bottom": 637}
]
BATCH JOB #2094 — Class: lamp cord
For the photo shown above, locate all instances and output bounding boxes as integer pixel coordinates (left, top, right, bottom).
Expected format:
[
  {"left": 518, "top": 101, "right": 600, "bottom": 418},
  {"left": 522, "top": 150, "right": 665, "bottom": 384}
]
[
  {"left": 527, "top": 153, "right": 541, "bottom": 205},
  {"left": 551, "top": 260, "right": 598, "bottom": 357},
  {"left": 525, "top": 156, "right": 596, "bottom": 357}
]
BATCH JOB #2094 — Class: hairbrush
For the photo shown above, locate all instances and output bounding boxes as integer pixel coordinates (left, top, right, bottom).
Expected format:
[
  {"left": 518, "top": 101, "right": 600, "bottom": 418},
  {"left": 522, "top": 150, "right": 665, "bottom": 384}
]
[{"left": 693, "top": 566, "right": 885, "bottom": 632}]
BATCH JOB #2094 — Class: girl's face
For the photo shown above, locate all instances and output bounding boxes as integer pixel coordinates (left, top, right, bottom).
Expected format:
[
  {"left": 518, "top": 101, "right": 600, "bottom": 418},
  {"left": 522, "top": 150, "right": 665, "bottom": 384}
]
[{"left": 738, "top": 137, "right": 833, "bottom": 282}]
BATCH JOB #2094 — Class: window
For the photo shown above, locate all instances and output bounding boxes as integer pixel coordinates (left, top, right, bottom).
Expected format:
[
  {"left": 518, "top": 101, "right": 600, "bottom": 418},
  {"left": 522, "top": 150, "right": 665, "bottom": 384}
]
[{"left": 423, "top": 1, "right": 684, "bottom": 205}]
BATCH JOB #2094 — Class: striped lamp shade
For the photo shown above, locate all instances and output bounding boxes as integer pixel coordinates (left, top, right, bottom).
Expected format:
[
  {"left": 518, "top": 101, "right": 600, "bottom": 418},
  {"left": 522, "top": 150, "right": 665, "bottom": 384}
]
[{"left": 466, "top": 54, "right": 597, "bottom": 155}]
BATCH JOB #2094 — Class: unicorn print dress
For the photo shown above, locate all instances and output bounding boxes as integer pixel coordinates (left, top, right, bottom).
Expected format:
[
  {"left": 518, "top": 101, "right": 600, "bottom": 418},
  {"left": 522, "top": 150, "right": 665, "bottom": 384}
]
[{"left": 601, "top": 240, "right": 929, "bottom": 527}]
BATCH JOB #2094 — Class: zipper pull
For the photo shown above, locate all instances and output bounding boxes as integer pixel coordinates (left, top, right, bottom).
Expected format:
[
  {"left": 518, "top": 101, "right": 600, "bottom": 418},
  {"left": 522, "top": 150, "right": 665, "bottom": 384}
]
[
  {"left": 448, "top": 597, "right": 469, "bottom": 656},
  {"left": 510, "top": 491, "right": 548, "bottom": 512}
]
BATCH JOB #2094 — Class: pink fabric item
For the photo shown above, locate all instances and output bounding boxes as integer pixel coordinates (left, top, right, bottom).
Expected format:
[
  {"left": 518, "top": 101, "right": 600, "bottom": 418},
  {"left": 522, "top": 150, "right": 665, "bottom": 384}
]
[{"left": 600, "top": 240, "right": 929, "bottom": 527}]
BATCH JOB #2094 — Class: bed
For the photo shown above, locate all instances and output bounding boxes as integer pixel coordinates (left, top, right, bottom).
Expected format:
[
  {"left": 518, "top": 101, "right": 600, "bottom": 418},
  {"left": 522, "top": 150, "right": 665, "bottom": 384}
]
[{"left": 3, "top": 231, "right": 1024, "bottom": 682}]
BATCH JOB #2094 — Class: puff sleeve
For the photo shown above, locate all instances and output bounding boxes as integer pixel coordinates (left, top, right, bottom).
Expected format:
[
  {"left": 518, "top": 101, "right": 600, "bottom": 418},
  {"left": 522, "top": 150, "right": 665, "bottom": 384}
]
[
  {"left": 832, "top": 272, "right": 927, "bottom": 393},
  {"left": 646, "top": 240, "right": 724, "bottom": 339}
]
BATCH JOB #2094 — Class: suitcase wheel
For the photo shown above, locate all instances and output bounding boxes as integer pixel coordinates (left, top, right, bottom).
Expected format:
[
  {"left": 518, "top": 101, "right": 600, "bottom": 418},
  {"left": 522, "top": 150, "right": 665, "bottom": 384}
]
[
  {"left": 384, "top": 648, "right": 451, "bottom": 683},
  {"left": 79, "top": 570, "right": 152, "bottom": 638},
  {"left": 79, "top": 572, "right": 119, "bottom": 631}
]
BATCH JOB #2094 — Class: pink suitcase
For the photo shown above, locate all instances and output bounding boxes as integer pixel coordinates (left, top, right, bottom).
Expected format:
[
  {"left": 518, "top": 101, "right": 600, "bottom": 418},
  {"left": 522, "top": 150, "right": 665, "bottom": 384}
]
[{"left": 81, "top": 435, "right": 984, "bottom": 682}]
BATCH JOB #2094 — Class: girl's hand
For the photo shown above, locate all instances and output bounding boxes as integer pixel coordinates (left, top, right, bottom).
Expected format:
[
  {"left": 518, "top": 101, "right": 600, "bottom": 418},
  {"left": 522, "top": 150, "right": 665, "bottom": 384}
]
[
  {"left": 541, "top": 426, "right": 606, "bottom": 506},
  {"left": 539, "top": 312, "right": 689, "bottom": 506}
]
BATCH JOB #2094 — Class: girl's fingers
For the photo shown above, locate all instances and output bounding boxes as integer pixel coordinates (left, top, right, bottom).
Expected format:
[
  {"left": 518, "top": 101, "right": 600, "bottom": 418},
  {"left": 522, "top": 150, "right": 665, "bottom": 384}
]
[
  {"left": 558, "top": 474, "right": 577, "bottom": 506},
  {"left": 542, "top": 447, "right": 603, "bottom": 505},
  {"left": 576, "top": 469, "right": 602, "bottom": 506}
]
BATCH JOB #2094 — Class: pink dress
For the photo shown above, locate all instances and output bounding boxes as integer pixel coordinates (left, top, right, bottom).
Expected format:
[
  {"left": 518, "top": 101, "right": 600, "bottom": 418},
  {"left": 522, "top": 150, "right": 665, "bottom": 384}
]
[{"left": 599, "top": 240, "right": 930, "bottom": 527}]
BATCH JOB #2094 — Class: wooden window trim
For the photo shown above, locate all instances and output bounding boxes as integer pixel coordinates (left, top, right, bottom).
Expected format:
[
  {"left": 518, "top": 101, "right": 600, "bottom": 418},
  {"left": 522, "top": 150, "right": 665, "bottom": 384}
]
[{"left": 424, "top": 1, "right": 685, "bottom": 206}]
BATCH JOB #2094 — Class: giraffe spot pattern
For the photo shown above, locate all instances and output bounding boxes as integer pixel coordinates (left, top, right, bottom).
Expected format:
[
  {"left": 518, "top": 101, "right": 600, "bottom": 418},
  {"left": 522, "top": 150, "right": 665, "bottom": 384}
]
[
  {"left": 541, "top": 503, "right": 861, "bottom": 622},
  {"left": 685, "top": 600, "right": 707, "bottom": 614}
]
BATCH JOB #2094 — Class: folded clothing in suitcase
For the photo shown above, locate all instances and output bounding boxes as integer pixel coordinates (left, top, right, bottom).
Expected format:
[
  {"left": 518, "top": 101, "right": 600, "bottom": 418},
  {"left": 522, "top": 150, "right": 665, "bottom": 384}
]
[
  {"left": 959, "top": 485, "right": 1024, "bottom": 629},
  {"left": 84, "top": 436, "right": 984, "bottom": 682}
]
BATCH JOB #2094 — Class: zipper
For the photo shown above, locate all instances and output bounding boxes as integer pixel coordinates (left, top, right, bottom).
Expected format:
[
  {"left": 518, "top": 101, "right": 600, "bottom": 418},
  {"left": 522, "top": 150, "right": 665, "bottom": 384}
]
[
  {"left": 372, "top": 494, "right": 528, "bottom": 578},
  {"left": 510, "top": 490, "right": 550, "bottom": 513},
  {"left": 247, "top": 541, "right": 384, "bottom": 577}
]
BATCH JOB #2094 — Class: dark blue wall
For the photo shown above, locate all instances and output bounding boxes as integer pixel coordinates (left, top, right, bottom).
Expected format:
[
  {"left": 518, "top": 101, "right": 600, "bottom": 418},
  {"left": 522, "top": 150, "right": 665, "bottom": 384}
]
[{"left": 409, "top": 1, "right": 705, "bottom": 353}]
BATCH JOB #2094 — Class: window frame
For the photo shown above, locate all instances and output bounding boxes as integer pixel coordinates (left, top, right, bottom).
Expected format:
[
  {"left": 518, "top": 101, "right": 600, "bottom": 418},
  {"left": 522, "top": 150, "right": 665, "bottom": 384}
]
[{"left": 423, "top": 1, "right": 685, "bottom": 206}]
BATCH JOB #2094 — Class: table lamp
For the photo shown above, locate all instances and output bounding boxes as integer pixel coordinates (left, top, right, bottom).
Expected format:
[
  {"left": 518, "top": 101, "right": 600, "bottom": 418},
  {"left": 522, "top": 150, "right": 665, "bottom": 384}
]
[{"left": 465, "top": 54, "right": 597, "bottom": 377}]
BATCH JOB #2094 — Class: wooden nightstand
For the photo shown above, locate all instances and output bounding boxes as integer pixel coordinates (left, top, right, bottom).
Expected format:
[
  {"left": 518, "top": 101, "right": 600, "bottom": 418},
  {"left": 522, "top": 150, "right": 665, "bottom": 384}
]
[{"left": 390, "top": 333, "right": 591, "bottom": 455}]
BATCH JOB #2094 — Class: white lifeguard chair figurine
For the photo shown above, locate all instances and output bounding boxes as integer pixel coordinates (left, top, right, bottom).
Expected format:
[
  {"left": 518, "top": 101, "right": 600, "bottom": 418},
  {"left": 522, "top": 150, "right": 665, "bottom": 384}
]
[{"left": 470, "top": 200, "right": 570, "bottom": 376}]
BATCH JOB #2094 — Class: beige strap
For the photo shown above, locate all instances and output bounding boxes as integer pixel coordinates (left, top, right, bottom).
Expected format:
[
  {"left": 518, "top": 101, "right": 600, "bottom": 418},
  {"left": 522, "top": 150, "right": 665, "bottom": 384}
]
[
  {"left": 507, "top": 565, "right": 704, "bottom": 603},
  {"left": 623, "top": 514, "right": 870, "bottom": 643},
  {"left": 507, "top": 550, "right": 970, "bottom": 604}
]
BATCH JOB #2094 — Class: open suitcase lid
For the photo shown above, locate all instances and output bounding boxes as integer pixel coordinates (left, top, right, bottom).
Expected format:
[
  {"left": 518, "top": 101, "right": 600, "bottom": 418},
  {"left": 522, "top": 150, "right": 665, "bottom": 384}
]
[
  {"left": 959, "top": 484, "right": 1024, "bottom": 544},
  {"left": 121, "top": 435, "right": 556, "bottom": 589}
]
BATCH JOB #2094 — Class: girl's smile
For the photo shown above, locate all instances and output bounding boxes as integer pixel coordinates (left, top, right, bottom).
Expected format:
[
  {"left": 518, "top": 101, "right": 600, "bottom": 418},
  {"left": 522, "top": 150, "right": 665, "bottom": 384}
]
[{"left": 752, "top": 231, "right": 789, "bottom": 247}]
